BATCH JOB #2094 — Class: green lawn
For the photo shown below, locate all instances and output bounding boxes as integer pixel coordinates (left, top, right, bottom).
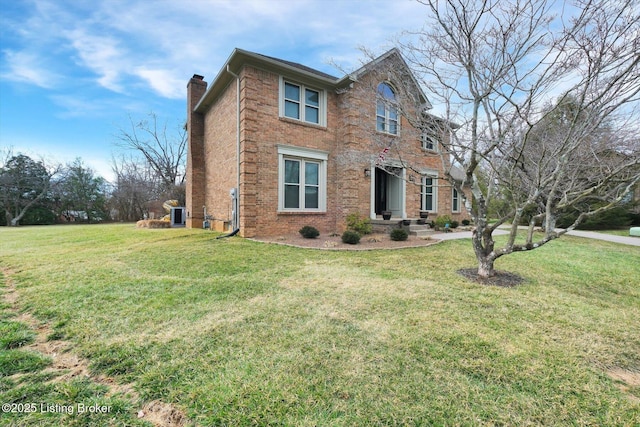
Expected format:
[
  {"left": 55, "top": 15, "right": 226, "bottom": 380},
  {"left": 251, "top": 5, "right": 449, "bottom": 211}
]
[{"left": 1, "top": 223, "right": 639, "bottom": 426}]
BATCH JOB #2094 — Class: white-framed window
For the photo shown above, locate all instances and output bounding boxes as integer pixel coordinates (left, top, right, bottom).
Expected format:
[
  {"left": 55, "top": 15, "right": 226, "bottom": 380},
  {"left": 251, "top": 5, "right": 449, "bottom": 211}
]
[
  {"left": 376, "top": 82, "right": 398, "bottom": 135},
  {"left": 421, "top": 127, "right": 438, "bottom": 151},
  {"left": 280, "top": 78, "right": 326, "bottom": 126},
  {"left": 421, "top": 176, "right": 437, "bottom": 212},
  {"left": 278, "top": 145, "right": 328, "bottom": 212},
  {"left": 452, "top": 187, "right": 460, "bottom": 212}
]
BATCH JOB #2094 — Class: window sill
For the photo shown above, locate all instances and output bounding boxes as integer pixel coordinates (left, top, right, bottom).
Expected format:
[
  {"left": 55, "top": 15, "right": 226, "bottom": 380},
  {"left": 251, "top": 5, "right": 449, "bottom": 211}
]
[
  {"left": 376, "top": 130, "right": 398, "bottom": 137},
  {"left": 279, "top": 116, "right": 327, "bottom": 130},
  {"left": 277, "top": 210, "right": 327, "bottom": 215}
]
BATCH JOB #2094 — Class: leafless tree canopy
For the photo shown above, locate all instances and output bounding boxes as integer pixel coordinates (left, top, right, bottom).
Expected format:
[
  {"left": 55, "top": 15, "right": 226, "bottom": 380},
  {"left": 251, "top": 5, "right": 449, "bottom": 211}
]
[
  {"left": 386, "top": 0, "right": 640, "bottom": 277},
  {"left": 109, "top": 154, "right": 164, "bottom": 221},
  {"left": 116, "top": 112, "right": 187, "bottom": 192}
]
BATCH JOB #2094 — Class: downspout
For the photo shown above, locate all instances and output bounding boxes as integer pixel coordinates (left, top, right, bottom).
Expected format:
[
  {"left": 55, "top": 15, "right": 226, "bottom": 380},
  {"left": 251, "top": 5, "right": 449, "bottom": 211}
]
[{"left": 218, "top": 65, "right": 241, "bottom": 239}]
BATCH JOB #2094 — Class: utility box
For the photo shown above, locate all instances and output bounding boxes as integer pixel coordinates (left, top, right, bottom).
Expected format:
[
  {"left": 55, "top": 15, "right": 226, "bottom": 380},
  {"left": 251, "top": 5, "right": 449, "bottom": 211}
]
[{"left": 170, "top": 207, "right": 186, "bottom": 227}]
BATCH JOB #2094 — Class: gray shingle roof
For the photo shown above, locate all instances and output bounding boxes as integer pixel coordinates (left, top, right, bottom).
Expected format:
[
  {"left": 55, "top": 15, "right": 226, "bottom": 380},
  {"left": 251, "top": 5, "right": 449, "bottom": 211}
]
[{"left": 252, "top": 52, "right": 339, "bottom": 81}]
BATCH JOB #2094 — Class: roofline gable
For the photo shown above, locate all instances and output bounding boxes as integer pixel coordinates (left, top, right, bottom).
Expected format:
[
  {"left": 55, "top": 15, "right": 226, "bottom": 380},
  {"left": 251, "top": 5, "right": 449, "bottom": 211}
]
[
  {"left": 193, "top": 47, "right": 431, "bottom": 113},
  {"left": 348, "top": 48, "right": 432, "bottom": 110},
  {"left": 194, "top": 48, "right": 356, "bottom": 113}
]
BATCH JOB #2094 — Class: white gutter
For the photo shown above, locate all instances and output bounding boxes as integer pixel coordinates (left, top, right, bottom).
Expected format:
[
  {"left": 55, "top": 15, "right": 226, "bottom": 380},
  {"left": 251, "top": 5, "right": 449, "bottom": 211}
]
[{"left": 226, "top": 65, "right": 241, "bottom": 233}]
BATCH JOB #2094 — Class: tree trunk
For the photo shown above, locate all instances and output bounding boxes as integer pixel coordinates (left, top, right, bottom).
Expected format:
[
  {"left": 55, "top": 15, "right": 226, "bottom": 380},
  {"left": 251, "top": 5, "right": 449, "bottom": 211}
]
[
  {"left": 5, "top": 210, "right": 13, "bottom": 227},
  {"left": 472, "top": 225, "right": 496, "bottom": 278},
  {"left": 476, "top": 255, "right": 496, "bottom": 278}
]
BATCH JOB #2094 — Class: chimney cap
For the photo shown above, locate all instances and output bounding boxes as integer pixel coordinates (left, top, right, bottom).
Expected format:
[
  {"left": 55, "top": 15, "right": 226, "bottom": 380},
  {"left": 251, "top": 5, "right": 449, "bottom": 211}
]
[{"left": 192, "top": 74, "right": 204, "bottom": 80}]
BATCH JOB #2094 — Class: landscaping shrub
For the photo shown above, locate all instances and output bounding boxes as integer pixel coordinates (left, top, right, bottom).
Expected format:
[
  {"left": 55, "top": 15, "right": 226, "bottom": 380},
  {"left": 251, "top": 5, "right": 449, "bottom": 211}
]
[
  {"left": 346, "top": 212, "right": 372, "bottom": 235},
  {"left": 390, "top": 228, "right": 409, "bottom": 241},
  {"left": 341, "top": 230, "right": 361, "bottom": 244},
  {"left": 435, "top": 215, "right": 452, "bottom": 229},
  {"left": 557, "top": 204, "right": 634, "bottom": 230},
  {"left": 461, "top": 219, "right": 471, "bottom": 226},
  {"left": 450, "top": 220, "right": 459, "bottom": 229},
  {"left": 299, "top": 226, "right": 320, "bottom": 239}
]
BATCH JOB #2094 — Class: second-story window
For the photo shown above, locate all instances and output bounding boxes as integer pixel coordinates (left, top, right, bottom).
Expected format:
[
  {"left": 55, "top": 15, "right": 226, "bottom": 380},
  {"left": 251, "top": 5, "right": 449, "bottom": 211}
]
[
  {"left": 421, "top": 123, "right": 439, "bottom": 151},
  {"left": 377, "top": 82, "right": 398, "bottom": 135},
  {"left": 281, "top": 79, "right": 324, "bottom": 126}
]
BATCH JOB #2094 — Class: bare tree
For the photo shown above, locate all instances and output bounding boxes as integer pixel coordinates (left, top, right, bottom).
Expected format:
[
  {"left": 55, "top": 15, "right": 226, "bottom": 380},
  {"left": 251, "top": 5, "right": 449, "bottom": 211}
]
[
  {"left": 109, "top": 154, "right": 163, "bottom": 221},
  {"left": 379, "top": 0, "right": 640, "bottom": 278},
  {"left": 116, "top": 112, "right": 187, "bottom": 196}
]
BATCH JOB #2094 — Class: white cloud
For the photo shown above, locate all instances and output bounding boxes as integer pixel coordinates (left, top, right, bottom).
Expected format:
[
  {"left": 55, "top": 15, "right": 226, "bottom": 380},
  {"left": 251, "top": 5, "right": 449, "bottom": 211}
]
[
  {"left": 133, "top": 68, "right": 185, "bottom": 99},
  {"left": 48, "top": 94, "right": 108, "bottom": 119},
  {"left": 3, "top": 0, "right": 431, "bottom": 100},
  {"left": 0, "top": 50, "right": 61, "bottom": 89},
  {"left": 65, "top": 29, "right": 129, "bottom": 93}
]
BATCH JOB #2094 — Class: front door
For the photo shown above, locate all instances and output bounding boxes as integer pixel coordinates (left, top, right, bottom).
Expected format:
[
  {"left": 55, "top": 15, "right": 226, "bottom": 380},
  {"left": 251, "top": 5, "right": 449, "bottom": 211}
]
[
  {"left": 386, "top": 172, "right": 402, "bottom": 217},
  {"left": 374, "top": 167, "right": 403, "bottom": 218}
]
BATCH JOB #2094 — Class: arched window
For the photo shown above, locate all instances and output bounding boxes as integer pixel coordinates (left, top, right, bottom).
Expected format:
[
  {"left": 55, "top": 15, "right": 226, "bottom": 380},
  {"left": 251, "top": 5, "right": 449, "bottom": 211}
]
[{"left": 376, "top": 82, "right": 398, "bottom": 135}]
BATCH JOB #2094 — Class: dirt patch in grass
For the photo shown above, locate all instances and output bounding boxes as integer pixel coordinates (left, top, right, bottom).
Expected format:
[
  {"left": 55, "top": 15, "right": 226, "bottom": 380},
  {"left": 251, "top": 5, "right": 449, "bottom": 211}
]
[
  {"left": 2, "top": 267, "right": 187, "bottom": 427},
  {"left": 138, "top": 400, "right": 187, "bottom": 427},
  {"left": 457, "top": 268, "right": 525, "bottom": 287},
  {"left": 606, "top": 368, "right": 640, "bottom": 403},
  {"left": 136, "top": 219, "right": 171, "bottom": 228}
]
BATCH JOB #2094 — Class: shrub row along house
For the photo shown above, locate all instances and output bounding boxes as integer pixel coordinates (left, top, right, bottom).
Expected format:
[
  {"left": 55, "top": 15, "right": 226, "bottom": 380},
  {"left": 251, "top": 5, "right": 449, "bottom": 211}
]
[{"left": 185, "top": 48, "right": 468, "bottom": 237}]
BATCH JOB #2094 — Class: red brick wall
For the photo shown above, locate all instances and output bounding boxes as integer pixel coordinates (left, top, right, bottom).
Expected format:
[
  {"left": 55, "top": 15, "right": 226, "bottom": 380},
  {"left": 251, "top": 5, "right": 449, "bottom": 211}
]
[
  {"left": 241, "top": 66, "right": 340, "bottom": 237},
  {"left": 190, "top": 54, "right": 470, "bottom": 237},
  {"left": 202, "top": 73, "right": 239, "bottom": 232},
  {"left": 185, "top": 76, "right": 207, "bottom": 228}
]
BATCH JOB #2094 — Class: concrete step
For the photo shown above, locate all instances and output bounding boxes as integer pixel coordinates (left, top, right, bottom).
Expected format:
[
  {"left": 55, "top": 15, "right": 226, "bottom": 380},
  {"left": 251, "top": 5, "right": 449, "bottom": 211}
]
[{"left": 407, "top": 223, "right": 432, "bottom": 237}]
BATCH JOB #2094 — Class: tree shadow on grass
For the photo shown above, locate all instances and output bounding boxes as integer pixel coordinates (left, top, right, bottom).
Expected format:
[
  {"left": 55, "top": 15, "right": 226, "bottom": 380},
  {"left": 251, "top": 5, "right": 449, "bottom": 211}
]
[{"left": 457, "top": 268, "right": 525, "bottom": 288}]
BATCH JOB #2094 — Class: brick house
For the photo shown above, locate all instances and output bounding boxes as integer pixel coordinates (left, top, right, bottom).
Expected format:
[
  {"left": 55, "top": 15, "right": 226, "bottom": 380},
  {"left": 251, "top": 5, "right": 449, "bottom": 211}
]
[{"left": 185, "top": 48, "right": 468, "bottom": 237}]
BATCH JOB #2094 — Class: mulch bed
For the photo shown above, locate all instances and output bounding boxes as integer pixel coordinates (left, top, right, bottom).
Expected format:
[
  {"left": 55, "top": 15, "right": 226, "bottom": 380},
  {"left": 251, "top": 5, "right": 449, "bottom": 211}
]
[
  {"left": 251, "top": 232, "right": 440, "bottom": 250},
  {"left": 457, "top": 268, "right": 525, "bottom": 287}
]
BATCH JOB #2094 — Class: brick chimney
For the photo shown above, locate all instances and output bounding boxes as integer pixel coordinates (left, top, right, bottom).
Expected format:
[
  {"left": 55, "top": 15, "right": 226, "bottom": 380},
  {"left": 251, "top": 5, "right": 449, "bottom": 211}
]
[{"left": 185, "top": 74, "right": 207, "bottom": 229}]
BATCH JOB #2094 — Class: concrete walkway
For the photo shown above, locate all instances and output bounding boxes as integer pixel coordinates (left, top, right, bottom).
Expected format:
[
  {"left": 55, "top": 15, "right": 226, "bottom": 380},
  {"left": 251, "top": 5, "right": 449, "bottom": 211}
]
[
  {"left": 431, "top": 227, "right": 640, "bottom": 247},
  {"left": 431, "top": 229, "right": 509, "bottom": 240},
  {"left": 563, "top": 229, "right": 640, "bottom": 247}
]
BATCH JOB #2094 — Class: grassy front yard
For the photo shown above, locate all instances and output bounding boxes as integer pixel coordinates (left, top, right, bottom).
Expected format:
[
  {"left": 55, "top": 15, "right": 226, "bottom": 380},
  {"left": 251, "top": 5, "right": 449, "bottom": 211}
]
[{"left": 1, "top": 224, "right": 639, "bottom": 425}]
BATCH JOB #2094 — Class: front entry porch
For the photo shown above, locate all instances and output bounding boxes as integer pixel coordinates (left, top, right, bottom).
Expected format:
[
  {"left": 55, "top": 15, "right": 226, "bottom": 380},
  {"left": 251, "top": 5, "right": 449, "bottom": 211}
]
[
  {"left": 370, "top": 218, "right": 433, "bottom": 237},
  {"left": 371, "top": 166, "right": 405, "bottom": 220}
]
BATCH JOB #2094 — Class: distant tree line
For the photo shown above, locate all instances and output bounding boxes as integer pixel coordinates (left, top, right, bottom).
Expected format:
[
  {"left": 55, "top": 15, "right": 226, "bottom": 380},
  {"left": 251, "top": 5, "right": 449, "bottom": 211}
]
[
  {"left": 1, "top": 113, "right": 186, "bottom": 226},
  {"left": 0, "top": 154, "right": 106, "bottom": 226}
]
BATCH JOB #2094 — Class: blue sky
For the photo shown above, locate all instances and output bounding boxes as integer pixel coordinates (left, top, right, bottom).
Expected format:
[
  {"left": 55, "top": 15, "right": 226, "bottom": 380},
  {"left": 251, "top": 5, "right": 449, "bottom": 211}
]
[{"left": 0, "top": 0, "right": 429, "bottom": 181}]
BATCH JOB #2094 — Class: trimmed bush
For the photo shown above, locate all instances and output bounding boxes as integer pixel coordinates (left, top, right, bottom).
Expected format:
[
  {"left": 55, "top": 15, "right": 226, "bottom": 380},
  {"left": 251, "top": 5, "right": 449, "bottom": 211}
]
[
  {"left": 341, "top": 230, "right": 361, "bottom": 245},
  {"left": 450, "top": 220, "right": 459, "bottom": 229},
  {"left": 346, "top": 212, "right": 372, "bottom": 235},
  {"left": 299, "top": 226, "right": 320, "bottom": 239},
  {"left": 435, "top": 215, "right": 452, "bottom": 229},
  {"left": 390, "top": 228, "right": 409, "bottom": 241},
  {"left": 461, "top": 219, "right": 471, "bottom": 226}
]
